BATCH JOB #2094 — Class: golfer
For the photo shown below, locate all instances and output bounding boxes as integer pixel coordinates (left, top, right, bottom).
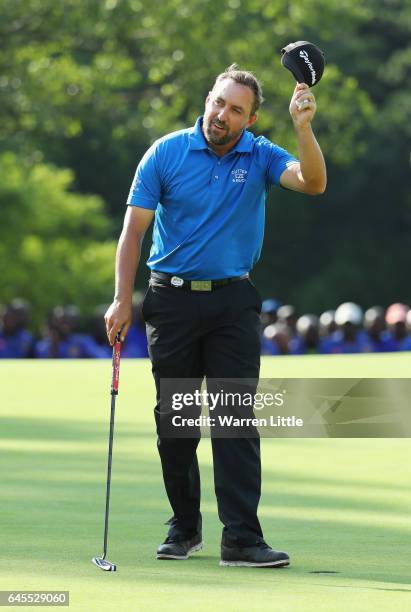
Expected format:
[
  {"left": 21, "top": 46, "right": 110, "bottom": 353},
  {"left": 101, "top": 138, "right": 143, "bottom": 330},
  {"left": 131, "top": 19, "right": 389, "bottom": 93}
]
[{"left": 105, "top": 64, "right": 326, "bottom": 567}]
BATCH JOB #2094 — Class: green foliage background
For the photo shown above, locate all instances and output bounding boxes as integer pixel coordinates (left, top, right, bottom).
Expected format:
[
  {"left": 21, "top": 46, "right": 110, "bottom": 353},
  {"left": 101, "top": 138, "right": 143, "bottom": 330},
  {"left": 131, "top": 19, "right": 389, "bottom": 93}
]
[{"left": 1, "top": 0, "right": 410, "bottom": 326}]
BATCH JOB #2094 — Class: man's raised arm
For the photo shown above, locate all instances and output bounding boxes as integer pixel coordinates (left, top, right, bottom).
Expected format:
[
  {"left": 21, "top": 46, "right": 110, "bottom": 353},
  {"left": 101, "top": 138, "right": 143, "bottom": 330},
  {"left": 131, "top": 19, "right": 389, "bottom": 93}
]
[{"left": 280, "top": 82, "right": 327, "bottom": 195}]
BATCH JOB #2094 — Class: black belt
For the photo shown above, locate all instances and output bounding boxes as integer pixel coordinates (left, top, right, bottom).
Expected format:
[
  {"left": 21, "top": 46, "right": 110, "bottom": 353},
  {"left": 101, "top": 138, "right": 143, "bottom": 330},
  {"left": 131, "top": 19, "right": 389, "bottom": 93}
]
[{"left": 150, "top": 271, "right": 249, "bottom": 292}]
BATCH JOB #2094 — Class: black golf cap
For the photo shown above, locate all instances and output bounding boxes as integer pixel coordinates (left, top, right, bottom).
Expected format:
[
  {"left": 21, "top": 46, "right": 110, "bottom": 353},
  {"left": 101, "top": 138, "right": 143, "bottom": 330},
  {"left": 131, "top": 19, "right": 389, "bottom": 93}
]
[{"left": 281, "top": 41, "right": 325, "bottom": 87}]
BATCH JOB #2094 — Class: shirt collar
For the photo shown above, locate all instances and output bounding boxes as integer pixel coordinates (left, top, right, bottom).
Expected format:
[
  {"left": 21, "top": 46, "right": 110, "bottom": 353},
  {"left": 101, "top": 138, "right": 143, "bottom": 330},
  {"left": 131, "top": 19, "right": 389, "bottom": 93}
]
[
  {"left": 188, "top": 117, "right": 208, "bottom": 150},
  {"left": 189, "top": 116, "right": 254, "bottom": 153}
]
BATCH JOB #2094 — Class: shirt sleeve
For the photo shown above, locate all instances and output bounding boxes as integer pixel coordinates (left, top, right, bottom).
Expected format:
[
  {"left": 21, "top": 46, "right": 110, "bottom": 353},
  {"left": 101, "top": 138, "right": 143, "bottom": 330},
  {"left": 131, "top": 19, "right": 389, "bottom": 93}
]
[
  {"left": 127, "top": 142, "right": 162, "bottom": 209},
  {"left": 266, "top": 142, "right": 299, "bottom": 186}
]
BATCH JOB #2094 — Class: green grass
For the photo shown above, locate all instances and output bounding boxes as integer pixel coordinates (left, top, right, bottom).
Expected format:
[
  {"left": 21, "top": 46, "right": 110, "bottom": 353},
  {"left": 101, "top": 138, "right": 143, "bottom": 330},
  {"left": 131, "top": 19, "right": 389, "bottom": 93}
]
[{"left": 1, "top": 354, "right": 411, "bottom": 611}]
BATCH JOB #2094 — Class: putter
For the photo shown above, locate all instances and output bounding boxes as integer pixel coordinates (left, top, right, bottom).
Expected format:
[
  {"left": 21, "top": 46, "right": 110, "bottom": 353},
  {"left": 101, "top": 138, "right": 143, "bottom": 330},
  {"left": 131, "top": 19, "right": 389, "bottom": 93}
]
[{"left": 92, "top": 331, "right": 122, "bottom": 572}]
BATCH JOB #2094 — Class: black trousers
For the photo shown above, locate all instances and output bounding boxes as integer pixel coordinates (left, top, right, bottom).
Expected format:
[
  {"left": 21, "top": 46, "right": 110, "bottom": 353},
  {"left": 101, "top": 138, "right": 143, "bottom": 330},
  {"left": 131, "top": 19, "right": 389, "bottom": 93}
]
[{"left": 142, "top": 277, "right": 264, "bottom": 546}]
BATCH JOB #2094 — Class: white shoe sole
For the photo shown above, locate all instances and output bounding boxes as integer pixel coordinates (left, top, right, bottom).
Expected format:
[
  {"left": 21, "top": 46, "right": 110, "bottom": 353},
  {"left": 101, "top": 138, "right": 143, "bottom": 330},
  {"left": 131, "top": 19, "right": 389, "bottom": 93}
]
[
  {"left": 219, "top": 558, "right": 290, "bottom": 567},
  {"left": 156, "top": 542, "right": 203, "bottom": 560}
]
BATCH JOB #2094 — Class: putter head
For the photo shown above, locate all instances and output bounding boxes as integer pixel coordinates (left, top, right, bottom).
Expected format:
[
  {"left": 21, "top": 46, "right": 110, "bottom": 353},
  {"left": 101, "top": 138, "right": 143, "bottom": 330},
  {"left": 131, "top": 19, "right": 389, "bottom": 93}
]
[{"left": 92, "top": 556, "right": 117, "bottom": 571}]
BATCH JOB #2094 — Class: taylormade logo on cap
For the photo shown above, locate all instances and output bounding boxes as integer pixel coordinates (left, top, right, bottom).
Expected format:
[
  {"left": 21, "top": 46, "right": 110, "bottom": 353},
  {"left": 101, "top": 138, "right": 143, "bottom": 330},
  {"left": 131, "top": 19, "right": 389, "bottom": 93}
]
[{"left": 299, "top": 50, "right": 316, "bottom": 85}]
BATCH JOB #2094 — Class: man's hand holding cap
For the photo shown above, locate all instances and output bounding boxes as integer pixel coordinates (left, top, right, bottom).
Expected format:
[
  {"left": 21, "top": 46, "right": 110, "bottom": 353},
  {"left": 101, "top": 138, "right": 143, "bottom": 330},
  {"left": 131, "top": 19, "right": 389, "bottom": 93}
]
[{"left": 281, "top": 41, "right": 325, "bottom": 87}]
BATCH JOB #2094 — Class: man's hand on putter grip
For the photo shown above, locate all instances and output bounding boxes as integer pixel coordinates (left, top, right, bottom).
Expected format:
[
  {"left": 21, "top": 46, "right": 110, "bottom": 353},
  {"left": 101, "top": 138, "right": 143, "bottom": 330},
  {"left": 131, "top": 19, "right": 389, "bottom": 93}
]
[
  {"left": 104, "top": 300, "right": 131, "bottom": 345},
  {"left": 289, "top": 83, "right": 317, "bottom": 128}
]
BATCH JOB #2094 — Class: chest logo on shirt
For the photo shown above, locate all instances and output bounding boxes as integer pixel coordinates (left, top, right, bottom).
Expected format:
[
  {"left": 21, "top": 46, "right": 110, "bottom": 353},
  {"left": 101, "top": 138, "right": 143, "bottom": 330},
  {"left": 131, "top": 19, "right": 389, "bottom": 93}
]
[{"left": 231, "top": 168, "right": 248, "bottom": 183}]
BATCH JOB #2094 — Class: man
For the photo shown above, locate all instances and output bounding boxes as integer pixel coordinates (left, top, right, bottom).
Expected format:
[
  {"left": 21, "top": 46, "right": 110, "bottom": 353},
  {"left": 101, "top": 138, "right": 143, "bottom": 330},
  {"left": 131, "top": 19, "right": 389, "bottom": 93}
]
[
  {"left": 320, "top": 302, "right": 366, "bottom": 354},
  {"left": 35, "top": 305, "right": 106, "bottom": 358},
  {"left": 385, "top": 303, "right": 411, "bottom": 350},
  {"left": 362, "top": 306, "right": 396, "bottom": 353},
  {"left": 0, "top": 299, "right": 34, "bottom": 358},
  {"left": 261, "top": 321, "right": 291, "bottom": 356},
  {"left": 319, "top": 309, "right": 337, "bottom": 339},
  {"left": 292, "top": 314, "right": 320, "bottom": 354},
  {"left": 260, "top": 298, "right": 282, "bottom": 330},
  {"left": 105, "top": 64, "right": 326, "bottom": 567}
]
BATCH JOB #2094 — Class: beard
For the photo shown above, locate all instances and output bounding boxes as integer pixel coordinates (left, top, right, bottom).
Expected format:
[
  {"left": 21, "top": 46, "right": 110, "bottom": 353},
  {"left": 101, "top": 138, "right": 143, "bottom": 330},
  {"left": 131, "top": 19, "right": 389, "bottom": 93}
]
[{"left": 203, "top": 115, "right": 243, "bottom": 146}]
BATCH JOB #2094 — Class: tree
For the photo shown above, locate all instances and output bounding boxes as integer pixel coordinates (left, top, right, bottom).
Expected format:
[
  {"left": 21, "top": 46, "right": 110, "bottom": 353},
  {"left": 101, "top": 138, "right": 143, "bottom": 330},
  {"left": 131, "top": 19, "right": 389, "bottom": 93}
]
[
  {"left": 1, "top": 0, "right": 409, "bottom": 313},
  {"left": 0, "top": 152, "right": 116, "bottom": 330},
  {"left": 0, "top": 0, "right": 373, "bottom": 213}
]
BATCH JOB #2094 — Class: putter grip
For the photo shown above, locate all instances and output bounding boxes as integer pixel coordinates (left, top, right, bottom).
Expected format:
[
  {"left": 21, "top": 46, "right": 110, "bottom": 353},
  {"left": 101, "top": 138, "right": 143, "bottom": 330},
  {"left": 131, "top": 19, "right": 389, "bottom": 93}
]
[{"left": 111, "top": 333, "right": 122, "bottom": 395}]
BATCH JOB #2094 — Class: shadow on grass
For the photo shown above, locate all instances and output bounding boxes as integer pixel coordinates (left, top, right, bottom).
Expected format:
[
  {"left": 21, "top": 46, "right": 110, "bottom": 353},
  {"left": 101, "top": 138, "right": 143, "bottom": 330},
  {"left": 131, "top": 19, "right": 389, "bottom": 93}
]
[
  {"left": 2, "top": 416, "right": 411, "bottom": 593},
  {"left": 0, "top": 417, "right": 152, "bottom": 442}
]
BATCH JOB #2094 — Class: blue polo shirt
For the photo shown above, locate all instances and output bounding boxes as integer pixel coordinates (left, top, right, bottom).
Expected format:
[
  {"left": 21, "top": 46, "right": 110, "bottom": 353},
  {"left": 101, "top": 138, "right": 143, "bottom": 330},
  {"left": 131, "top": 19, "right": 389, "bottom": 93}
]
[{"left": 127, "top": 117, "right": 298, "bottom": 279}]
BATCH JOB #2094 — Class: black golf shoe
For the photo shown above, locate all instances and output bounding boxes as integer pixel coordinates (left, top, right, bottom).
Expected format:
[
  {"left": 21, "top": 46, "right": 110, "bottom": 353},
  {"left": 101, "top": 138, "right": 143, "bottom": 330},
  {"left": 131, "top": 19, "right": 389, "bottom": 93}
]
[
  {"left": 220, "top": 540, "right": 290, "bottom": 568},
  {"left": 156, "top": 532, "right": 203, "bottom": 560}
]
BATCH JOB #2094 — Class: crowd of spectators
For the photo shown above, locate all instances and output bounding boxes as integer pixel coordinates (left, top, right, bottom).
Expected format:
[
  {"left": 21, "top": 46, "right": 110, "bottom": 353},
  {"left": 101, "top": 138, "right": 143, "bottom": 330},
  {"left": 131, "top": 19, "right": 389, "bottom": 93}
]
[
  {"left": 0, "top": 295, "right": 148, "bottom": 359},
  {"left": 1, "top": 295, "right": 411, "bottom": 359},
  {"left": 260, "top": 300, "right": 411, "bottom": 355}
]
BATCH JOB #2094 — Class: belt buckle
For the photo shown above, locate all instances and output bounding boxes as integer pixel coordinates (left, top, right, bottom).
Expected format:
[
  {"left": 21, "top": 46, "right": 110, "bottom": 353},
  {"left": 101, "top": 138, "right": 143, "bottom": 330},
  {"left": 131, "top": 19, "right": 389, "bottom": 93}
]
[
  {"left": 191, "top": 280, "right": 212, "bottom": 291},
  {"left": 170, "top": 276, "right": 184, "bottom": 288}
]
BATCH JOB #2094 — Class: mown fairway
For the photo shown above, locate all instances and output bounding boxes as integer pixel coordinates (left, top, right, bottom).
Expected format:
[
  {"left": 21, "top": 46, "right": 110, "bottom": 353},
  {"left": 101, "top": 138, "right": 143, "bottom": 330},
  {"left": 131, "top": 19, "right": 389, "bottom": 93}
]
[{"left": 1, "top": 354, "right": 410, "bottom": 611}]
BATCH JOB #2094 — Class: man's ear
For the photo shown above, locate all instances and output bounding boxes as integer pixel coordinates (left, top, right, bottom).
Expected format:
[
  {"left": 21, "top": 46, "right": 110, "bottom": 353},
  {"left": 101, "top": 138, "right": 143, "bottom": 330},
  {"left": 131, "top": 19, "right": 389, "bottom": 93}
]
[
  {"left": 247, "top": 113, "right": 258, "bottom": 128},
  {"left": 205, "top": 90, "right": 212, "bottom": 105}
]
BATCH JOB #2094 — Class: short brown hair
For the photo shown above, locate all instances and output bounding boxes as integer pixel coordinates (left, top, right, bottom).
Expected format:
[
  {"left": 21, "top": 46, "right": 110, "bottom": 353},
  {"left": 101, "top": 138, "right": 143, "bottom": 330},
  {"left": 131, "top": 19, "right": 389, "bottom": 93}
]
[{"left": 213, "top": 64, "right": 264, "bottom": 115}]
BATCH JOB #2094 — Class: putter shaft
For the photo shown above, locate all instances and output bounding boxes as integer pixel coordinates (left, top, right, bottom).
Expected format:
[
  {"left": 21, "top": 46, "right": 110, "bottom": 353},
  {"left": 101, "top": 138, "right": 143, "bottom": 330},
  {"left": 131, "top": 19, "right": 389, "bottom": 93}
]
[{"left": 92, "top": 334, "right": 122, "bottom": 571}]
